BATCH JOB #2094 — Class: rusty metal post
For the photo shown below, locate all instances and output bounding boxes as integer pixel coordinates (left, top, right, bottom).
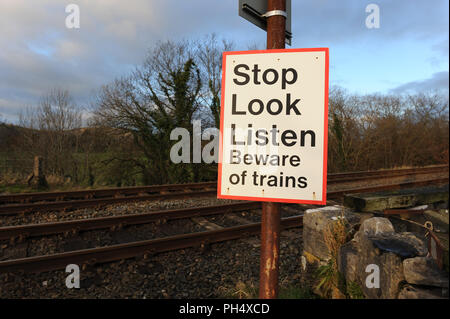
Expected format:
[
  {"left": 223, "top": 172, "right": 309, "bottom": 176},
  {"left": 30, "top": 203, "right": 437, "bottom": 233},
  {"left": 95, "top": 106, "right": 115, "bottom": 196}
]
[
  {"left": 259, "top": 202, "right": 281, "bottom": 298},
  {"left": 259, "top": 0, "right": 286, "bottom": 299},
  {"left": 266, "top": 0, "right": 287, "bottom": 50}
]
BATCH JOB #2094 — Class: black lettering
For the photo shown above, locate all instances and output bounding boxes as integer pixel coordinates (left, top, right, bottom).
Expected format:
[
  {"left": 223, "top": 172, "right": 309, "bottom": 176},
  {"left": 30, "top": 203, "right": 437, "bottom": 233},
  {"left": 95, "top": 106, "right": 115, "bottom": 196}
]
[
  {"left": 286, "top": 176, "right": 296, "bottom": 188},
  {"left": 262, "top": 68, "right": 279, "bottom": 85},
  {"left": 267, "top": 99, "right": 283, "bottom": 115},
  {"left": 297, "top": 176, "right": 308, "bottom": 188},
  {"left": 259, "top": 174, "right": 267, "bottom": 185},
  {"left": 281, "top": 130, "right": 297, "bottom": 146},
  {"left": 282, "top": 68, "right": 298, "bottom": 89},
  {"left": 300, "top": 130, "right": 316, "bottom": 147},
  {"left": 286, "top": 94, "right": 301, "bottom": 115},
  {"left": 252, "top": 171, "right": 259, "bottom": 185},
  {"left": 290, "top": 155, "right": 301, "bottom": 167},
  {"left": 231, "top": 94, "right": 246, "bottom": 115},
  {"left": 255, "top": 129, "right": 268, "bottom": 146},
  {"left": 230, "top": 149, "right": 241, "bottom": 164},
  {"left": 229, "top": 174, "right": 240, "bottom": 185},
  {"left": 255, "top": 154, "right": 269, "bottom": 165},
  {"left": 233, "top": 64, "right": 250, "bottom": 85},
  {"left": 231, "top": 123, "right": 245, "bottom": 145},
  {"left": 248, "top": 99, "right": 264, "bottom": 115},
  {"left": 270, "top": 125, "right": 279, "bottom": 146},
  {"left": 267, "top": 175, "right": 277, "bottom": 187},
  {"left": 243, "top": 154, "right": 252, "bottom": 165},
  {"left": 252, "top": 64, "right": 261, "bottom": 84}
]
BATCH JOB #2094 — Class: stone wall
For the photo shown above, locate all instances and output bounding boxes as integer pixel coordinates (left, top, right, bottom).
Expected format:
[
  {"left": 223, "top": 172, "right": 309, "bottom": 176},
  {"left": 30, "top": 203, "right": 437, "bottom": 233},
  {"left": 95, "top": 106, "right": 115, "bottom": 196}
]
[{"left": 302, "top": 206, "right": 449, "bottom": 299}]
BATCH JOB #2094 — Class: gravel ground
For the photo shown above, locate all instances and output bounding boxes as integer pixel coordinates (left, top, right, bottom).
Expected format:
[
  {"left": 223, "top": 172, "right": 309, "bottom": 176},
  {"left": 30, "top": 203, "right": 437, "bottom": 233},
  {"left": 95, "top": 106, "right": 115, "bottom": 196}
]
[
  {"left": 1, "top": 171, "right": 444, "bottom": 227},
  {"left": 0, "top": 196, "right": 311, "bottom": 299},
  {"left": 0, "top": 205, "right": 304, "bottom": 260},
  {"left": 2, "top": 172, "right": 444, "bottom": 298},
  {"left": 0, "top": 230, "right": 311, "bottom": 299},
  {"left": 0, "top": 197, "right": 262, "bottom": 260},
  {"left": 0, "top": 196, "right": 237, "bottom": 227},
  {"left": 7, "top": 218, "right": 205, "bottom": 259}
]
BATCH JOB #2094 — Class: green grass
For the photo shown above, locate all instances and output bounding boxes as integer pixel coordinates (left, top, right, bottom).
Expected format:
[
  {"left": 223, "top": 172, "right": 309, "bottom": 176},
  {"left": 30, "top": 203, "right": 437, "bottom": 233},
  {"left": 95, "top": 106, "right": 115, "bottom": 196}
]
[
  {"left": 279, "top": 285, "right": 318, "bottom": 299},
  {"left": 346, "top": 281, "right": 365, "bottom": 299},
  {"left": 0, "top": 184, "right": 31, "bottom": 194}
]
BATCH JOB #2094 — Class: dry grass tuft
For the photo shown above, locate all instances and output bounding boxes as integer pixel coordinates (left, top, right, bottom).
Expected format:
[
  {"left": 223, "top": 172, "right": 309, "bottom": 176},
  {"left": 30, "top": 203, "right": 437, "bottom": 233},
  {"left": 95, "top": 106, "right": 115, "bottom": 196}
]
[{"left": 315, "top": 213, "right": 350, "bottom": 298}]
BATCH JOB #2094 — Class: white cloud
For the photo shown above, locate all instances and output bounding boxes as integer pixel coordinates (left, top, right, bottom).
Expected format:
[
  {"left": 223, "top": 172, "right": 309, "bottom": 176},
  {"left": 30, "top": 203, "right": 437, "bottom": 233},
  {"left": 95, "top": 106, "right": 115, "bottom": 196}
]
[
  {"left": 391, "top": 71, "right": 449, "bottom": 94},
  {"left": 0, "top": 0, "right": 448, "bottom": 123}
]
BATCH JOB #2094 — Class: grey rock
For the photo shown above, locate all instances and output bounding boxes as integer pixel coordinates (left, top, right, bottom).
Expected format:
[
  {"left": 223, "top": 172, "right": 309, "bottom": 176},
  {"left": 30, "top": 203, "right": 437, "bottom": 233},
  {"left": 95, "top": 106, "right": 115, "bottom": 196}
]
[
  {"left": 358, "top": 233, "right": 405, "bottom": 299},
  {"left": 353, "top": 222, "right": 406, "bottom": 299},
  {"left": 370, "top": 232, "right": 427, "bottom": 258},
  {"left": 398, "top": 284, "right": 446, "bottom": 299},
  {"left": 303, "top": 206, "right": 360, "bottom": 261},
  {"left": 338, "top": 241, "right": 359, "bottom": 283},
  {"left": 342, "top": 219, "right": 428, "bottom": 299},
  {"left": 403, "top": 257, "right": 449, "bottom": 288},
  {"left": 360, "top": 217, "right": 395, "bottom": 237}
]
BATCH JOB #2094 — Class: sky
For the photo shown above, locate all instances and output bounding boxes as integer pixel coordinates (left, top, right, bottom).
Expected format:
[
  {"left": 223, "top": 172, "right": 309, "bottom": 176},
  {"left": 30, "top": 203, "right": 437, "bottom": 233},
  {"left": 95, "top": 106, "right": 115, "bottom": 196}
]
[{"left": 0, "top": 0, "right": 448, "bottom": 123}]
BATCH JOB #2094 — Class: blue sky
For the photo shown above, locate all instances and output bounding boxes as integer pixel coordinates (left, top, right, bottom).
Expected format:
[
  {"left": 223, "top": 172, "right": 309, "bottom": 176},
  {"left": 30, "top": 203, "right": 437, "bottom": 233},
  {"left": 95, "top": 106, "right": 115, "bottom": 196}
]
[{"left": 0, "top": 0, "right": 448, "bottom": 123}]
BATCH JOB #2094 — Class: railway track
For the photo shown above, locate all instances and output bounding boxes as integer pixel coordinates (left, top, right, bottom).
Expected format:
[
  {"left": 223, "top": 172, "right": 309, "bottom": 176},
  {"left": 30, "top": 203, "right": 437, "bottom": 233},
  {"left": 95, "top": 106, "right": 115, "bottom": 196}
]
[
  {"left": 1, "top": 176, "right": 448, "bottom": 242},
  {"left": 0, "top": 165, "right": 447, "bottom": 215},
  {"left": 0, "top": 202, "right": 261, "bottom": 241},
  {"left": 0, "top": 175, "right": 448, "bottom": 274},
  {"left": 0, "top": 215, "right": 303, "bottom": 273}
]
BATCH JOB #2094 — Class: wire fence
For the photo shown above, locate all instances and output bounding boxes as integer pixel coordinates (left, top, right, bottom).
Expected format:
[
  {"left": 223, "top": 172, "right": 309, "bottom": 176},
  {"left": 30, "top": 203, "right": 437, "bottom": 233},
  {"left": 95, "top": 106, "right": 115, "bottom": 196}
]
[{"left": 0, "top": 157, "right": 34, "bottom": 180}]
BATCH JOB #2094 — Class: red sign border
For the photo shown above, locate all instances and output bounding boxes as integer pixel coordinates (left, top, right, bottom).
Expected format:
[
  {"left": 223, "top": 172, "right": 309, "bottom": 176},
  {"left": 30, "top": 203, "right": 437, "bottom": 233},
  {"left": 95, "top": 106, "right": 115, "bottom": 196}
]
[{"left": 217, "top": 48, "right": 329, "bottom": 205}]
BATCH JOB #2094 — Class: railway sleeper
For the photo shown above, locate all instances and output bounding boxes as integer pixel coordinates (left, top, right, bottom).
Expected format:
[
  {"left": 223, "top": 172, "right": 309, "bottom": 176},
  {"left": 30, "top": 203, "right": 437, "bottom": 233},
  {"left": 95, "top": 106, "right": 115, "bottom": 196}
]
[
  {"left": 155, "top": 218, "right": 167, "bottom": 225},
  {"left": 200, "top": 240, "right": 211, "bottom": 253},
  {"left": 142, "top": 249, "right": 156, "bottom": 260},
  {"left": 9, "top": 234, "right": 29, "bottom": 245},
  {"left": 109, "top": 223, "right": 124, "bottom": 232}
]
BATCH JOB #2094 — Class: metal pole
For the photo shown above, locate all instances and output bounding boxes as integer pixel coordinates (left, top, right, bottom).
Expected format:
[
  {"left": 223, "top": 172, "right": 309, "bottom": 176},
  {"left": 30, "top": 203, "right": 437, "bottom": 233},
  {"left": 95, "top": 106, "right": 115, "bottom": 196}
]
[
  {"left": 266, "top": 0, "right": 286, "bottom": 50},
  {"left": 259, "top": 0, "right": 286, "bottom": 299},
  {"left": 259, "top": 202, "right": 281, "bottom": 298}
]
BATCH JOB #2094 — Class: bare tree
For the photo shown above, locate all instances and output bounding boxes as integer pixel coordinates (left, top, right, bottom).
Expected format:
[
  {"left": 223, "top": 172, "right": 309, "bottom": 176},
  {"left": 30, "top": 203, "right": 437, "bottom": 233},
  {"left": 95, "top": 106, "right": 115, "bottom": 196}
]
[
  {"left": 197, "top": 34, "right": 233, "bottom": 128},
  {"left": 18, "top": 88, "right": 82, "bottom": 179},
  {"left": 94, "top": 40, "right": 203, "bottom": 184}
]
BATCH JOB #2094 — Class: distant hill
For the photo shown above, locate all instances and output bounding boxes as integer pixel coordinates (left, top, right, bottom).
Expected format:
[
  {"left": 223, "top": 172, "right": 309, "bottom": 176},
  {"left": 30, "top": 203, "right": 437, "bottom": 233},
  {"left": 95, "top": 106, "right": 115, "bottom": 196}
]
[
  {"left": 0, "top": 123, "right": 134, "bottom": 154},
  {"left": 0, "top": 123, "right": 22, "bottom": 149}
]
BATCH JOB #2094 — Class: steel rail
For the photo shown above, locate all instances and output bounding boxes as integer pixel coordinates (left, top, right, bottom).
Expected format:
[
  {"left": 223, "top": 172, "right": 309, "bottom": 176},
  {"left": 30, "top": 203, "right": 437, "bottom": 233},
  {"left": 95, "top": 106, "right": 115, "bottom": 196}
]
[
  {"left": 326, "top": 165, "right": 448, "bottom": 184},
  {"left": 0, "top": 215, "right": 303, "bottom": 273},
  {"left": 327, "top": 177, "right": 449, "bottom": 198},
  {"left": 0, "top": 174, "right": 448, "bottom": 216},
  {"left": 0, "top": 165, "right": 446, "bottom": 205},
  {"left": 0, "top": 189, "right": 217, "bottom": 216},
  {"left": 326, "top": 164, "right": 448, "bottom": 180},
  {"left": 0, "top": 202, "right": 261, "bottom": 241},
  {"left": 0, "top": 177, "right": 447, "bottom": 242},
  {"left": 0, "top": 178, "right": 448, "bottom": 274},
  {"left": 0, "top": 181, "right": 217, "bottom": 204}
]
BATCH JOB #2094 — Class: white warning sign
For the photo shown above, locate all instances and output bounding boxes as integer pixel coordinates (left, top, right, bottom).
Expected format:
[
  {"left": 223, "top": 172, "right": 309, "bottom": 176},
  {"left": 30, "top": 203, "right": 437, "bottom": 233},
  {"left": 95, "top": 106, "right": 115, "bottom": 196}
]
[{"left": 218, "top": 48, "right": 329, "bottom": 204}]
